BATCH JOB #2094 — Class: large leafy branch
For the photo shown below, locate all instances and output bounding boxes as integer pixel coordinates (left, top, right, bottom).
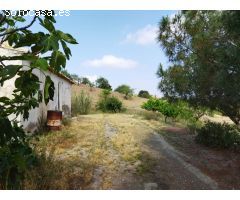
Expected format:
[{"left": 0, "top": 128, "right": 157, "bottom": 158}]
[
  {"left": 0, "top": 10, "right": 78, "bottom": 120},
  {"left": 0, "top": 10, "right": 78, "bottom": 189}
]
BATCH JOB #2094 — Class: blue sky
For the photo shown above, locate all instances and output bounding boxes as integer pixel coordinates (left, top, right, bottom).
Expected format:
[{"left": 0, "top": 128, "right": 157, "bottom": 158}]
[{"left": 36, "top": 10, "right": 176, "bottom": 96}]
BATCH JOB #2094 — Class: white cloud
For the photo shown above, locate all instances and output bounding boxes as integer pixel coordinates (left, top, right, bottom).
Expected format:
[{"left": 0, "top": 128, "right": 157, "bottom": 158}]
[
  {"left": 123, "top": 24, "right": 158, "bottom": 45},
  {"left": 84, "top": 75, "right": 98, "bottom": 83},
  {"left": 83, "top": 55, "right": 138, "bottom": 69}
]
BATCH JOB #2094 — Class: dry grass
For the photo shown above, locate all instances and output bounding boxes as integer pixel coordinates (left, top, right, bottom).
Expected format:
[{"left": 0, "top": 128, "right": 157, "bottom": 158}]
[
  {"left": 24, "top": 116, "right": 106, "bottom": 189},
  {"left": 24, "top": 83, "right": 240, "bottom": 189},
  {"left": 72, "top": 84, "right": 147, "bottom": 112},
  {"left": 24, "top": 113, "right": 158, "bottom": 189}
]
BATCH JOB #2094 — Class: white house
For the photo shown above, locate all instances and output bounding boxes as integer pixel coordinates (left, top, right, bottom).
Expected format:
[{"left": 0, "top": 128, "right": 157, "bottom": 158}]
[{"left": 0, "top": 45, "right": 74, "bottom": 133}]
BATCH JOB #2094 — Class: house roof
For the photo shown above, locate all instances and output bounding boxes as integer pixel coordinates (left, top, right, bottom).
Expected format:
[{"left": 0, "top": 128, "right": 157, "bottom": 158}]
[
  {"left": 48, "top": 68, "right": 75, "bottom": 85},
  {"left": 0, "top": 45, "right": 75, "bottom": 85}
]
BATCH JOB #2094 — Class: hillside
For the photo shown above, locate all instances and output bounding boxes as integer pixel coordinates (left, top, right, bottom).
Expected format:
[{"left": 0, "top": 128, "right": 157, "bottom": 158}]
[{"left": 72, "top": 84, "right": 148, "bottom": 111}]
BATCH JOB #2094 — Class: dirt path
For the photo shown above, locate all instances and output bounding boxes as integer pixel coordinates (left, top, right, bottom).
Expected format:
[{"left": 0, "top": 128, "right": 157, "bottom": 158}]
[
  {"left": 36, "top": 113, "right": 239, "bottom": 189},
  {"left": 143, "top": 132, "right": 218, "bottom": 189},
  {"left": 81, "top": 114, "right": 219, "bottom": 189}
]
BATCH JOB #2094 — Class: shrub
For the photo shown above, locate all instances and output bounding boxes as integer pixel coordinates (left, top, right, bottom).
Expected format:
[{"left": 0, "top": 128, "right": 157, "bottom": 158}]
[
  {"left": 196, "top": 122, "right": 240, "bottom": 149},
  {"left": 100, "top": 89, "right": 111, "bottom": 99},
  {"left": 97, "top": 91, "right": 123, "bottom": 113},
  {"left": 0, "top": 119, "right": 37, "bottom": 189},
  {"left": 142, "top": 98, "right": 210, "bottom": 124},
  {"left": 142, "top": 98, "right": 179, "bottom": 122},
  {"left": 138, "top": 90, "right": 151, "bottom": 99},
  {"left": 71, "top": 91, "right": 92, "bottom": 115}
]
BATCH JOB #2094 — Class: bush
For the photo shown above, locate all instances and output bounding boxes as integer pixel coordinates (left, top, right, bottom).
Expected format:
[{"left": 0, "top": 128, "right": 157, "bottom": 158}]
[
  {"left": 142, "top": 98, "right": 179, "bottom": 122},
  {"left": 0, "top": 118, "right": 37, "bottom": 189},
  {"left": 138, "top": 90, "right": 151, "bottom": 99},
  {"left": 142, "top": 98, "right": 210, "bottom": 125},
  {"left": 97, "top": 90, "right": 123, "bottom": 113},
  {"left": 196, "top": 122, "right": 240, "bottom": 149},
  {"left": 71, "top": 91, "right": 92, "bottom": 115}
]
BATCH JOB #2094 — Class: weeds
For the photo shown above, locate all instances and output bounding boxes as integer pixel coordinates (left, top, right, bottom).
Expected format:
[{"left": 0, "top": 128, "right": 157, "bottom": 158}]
[
  {"left": 136, "top": 153, "right": 156, "bottom": 175},
  {"left": 62, "top": 117, "right": 72, "bottom": 127},
  {"left": 72, "top": 90, "right": 92, "bottom": 115},
  {"left": 139, "top": 110, "right": 162, "bottom": 121}
]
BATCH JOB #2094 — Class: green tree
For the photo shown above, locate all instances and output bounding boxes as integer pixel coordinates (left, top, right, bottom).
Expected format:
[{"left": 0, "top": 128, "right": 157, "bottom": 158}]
[
  {"left": 80, "top": 77, "right": 94, "bottom": 87},
  {"left": 0, "top": 10, "right": 77, "bottom": 189},
  {"left": 115, "top": 84, "right": 134, "bottom": 99},
  {"left": 138, "top": 90, "right": 151, "bottom": 99},
  {"left": 142, "top": 98, "right": 179, "bottom": 122},
  {"left": 95, "top": 77, "right": 112, "bottom": 90},
  {"left": 157, "top": 11, "right": 240, "bottom": 126}
]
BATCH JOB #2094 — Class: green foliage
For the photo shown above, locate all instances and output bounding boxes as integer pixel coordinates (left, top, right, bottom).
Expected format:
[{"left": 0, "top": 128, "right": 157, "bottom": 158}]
[
  {"left": 175, "top": 101, "right": 209, "bottom": 122},
  {"left": 95, "top": 77, "right": 112, "bottom": 90},
  {"left": 138, "top": 90, "right": 151, "bottom": 99},
  {"left": 0, "top": 118, "right": 37, "bottom": 189},
  {"left": 1, "top": 10, "right": 77, "bottom": 118},
  {"left": 115, "top": 84, "right": 134, "bottom": 99},
  {"left": 142, "top": 98, "right": 179, "bottom": 122},
  {"left": 196, "top": 122, "right": 240, "bottom": 149},
  {"left": 97, "top": 90, "right": 123, "bottom": 113},
  {"left": 80, "top": 77, "right": 94, "bottom": 87},
  {"left": 0, "top": 10, "right": 77, "bottom": 189},
  {"left": 71, "top": 91, "right": 92, "bottom": 115},
  {"left": 44, "top": 76, "right": 55, "bottom": 105},
  {"left": 100, "top": 89, "right": 111, "bottom": 99},
  {"left": 157, "top": 11, "right": 240, "bottom": 126}
]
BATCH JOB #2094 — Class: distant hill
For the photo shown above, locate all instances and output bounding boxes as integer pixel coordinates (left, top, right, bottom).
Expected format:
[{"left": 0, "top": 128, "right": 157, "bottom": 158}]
[{"left": 72, "top": 84, "right": 148, "bottom": 111}]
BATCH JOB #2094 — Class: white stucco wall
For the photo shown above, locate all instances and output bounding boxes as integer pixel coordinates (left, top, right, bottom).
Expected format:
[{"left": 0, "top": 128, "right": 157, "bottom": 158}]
[
  {"left": 21, "top": 69, "right": 72, "bottom": 132},
  {"left": 0, "top": 47, "right": 26, "bottom": 123},
  {"left": 0, "top": 46, "right": 72, "bottom": 133}
]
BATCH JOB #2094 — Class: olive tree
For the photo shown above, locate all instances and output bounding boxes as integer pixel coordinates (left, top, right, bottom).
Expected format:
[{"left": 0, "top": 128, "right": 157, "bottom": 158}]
[{"left": 115, "top": 84, "right": 134, "bottom": 99}]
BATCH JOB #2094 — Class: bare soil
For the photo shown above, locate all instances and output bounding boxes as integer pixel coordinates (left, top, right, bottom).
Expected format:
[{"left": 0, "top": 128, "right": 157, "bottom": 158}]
[{"left": 160, "top": 126, "right": 240, "bottom": 189}]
